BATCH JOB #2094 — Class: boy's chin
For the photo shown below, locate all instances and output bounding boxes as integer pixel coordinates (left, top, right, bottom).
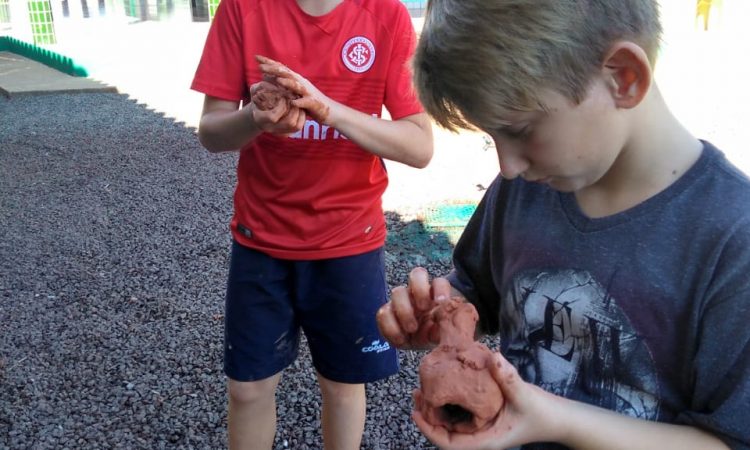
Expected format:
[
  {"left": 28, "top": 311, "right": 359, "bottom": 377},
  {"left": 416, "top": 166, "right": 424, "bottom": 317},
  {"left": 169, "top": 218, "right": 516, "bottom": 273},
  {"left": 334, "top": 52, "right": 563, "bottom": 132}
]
[{"left": 546, "top": 177, "right": 586, "bottom": 193}]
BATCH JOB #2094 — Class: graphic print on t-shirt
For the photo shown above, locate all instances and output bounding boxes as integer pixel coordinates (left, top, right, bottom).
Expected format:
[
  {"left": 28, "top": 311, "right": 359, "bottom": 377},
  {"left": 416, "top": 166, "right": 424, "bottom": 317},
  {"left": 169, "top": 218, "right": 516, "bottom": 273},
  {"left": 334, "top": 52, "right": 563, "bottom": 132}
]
[{"left": 500, "top": 269, "right": 660, "bottom": 420}]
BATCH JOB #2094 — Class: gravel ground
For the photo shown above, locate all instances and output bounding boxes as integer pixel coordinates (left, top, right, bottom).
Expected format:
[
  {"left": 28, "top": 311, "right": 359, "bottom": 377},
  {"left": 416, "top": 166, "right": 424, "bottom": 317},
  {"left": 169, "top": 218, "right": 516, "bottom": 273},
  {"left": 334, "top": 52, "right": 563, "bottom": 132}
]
[{"left": 0, "top": 93, "right": 488, "bottom": 449}]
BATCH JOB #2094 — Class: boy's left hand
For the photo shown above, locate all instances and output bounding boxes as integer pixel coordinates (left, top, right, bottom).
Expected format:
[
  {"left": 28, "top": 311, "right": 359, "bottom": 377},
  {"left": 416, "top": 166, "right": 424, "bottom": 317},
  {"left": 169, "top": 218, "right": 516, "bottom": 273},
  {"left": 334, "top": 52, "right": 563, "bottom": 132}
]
[
  {"left": 255, "top": 55, "right": 332, "bottom": 124},
  {"left": 413, "top": 352, "right": 558, "bottom": 450}
]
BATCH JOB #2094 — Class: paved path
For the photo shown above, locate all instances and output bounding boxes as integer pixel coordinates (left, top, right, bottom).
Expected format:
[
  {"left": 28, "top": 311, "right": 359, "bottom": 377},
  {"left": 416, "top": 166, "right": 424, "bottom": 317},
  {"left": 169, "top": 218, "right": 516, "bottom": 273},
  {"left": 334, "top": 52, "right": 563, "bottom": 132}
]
[{"left": 0, "top": 51, "right": 115, "bottom": 97}]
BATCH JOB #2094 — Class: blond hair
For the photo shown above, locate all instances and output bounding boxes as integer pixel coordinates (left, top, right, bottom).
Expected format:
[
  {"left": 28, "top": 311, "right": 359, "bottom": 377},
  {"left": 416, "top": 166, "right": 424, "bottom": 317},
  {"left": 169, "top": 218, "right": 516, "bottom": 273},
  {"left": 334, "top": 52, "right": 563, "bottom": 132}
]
[{"left": 413, "top": 0, "right": 663, "bottom": 131}]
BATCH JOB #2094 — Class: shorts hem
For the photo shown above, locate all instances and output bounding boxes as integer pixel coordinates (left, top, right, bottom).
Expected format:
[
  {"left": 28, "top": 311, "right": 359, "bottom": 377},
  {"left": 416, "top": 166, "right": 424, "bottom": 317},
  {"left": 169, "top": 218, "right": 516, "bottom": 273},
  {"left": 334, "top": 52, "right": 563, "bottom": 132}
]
[
  {"left": 224, "top": 359, "right": 293, "bottom": 383},
  {"left": 314, "top": 362, "right": 399, "bottom": 384}
]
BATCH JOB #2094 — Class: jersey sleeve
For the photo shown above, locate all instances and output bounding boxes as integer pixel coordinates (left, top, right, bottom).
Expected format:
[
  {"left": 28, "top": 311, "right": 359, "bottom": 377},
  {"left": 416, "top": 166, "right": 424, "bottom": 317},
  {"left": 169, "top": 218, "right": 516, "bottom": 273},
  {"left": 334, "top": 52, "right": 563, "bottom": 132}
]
[
  {"left": 382, "top": 3, "right": 423, "bottom": 120},
  {"left": 674, "top": 219, "right": 750, "bottom": 449},
  {"left": 190, "top": 0, "right": 247, "bottom": 101}
]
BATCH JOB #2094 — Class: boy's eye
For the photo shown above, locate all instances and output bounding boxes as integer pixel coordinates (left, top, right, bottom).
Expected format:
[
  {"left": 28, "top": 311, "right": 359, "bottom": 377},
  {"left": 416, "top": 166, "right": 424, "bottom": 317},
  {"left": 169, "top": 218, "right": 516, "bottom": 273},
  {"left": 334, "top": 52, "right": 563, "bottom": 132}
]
[{"left": 499, "top": 125, "right": 531, "bottom": 140}]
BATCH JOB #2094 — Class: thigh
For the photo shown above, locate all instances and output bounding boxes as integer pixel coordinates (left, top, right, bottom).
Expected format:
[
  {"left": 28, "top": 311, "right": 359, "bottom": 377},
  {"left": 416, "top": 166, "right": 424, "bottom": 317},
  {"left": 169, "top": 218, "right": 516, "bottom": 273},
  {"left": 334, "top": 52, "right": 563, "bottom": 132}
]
[
  {"left": 224, "top": 241, "right": 299, "bottom": 381},
  {"left": 296, "top": 247, "right": 399, "bottom": 384}
]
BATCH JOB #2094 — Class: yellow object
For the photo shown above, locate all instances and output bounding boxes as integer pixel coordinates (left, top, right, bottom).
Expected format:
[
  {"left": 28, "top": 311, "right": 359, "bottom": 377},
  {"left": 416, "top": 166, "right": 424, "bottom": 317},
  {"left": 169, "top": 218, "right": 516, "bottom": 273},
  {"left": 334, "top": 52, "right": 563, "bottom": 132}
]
[{"left": 696, "top": 0, "right": 723, "bottom": 31}]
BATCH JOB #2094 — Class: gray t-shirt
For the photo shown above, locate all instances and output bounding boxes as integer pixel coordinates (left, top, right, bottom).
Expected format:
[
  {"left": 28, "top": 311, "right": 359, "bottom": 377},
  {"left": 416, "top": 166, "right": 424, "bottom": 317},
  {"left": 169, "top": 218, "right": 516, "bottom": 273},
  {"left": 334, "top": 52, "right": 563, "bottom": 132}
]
[{"left": 448, "top": 141, "right": 750, "bottom": 449}]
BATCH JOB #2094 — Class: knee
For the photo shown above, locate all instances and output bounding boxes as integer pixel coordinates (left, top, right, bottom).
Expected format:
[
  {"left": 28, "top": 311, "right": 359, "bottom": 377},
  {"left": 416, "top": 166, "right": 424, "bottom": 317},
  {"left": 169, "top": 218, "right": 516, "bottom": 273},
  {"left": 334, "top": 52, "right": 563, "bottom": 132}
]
[
  {"left": 227, "top": 377, "right": 278, "bottom": 406},
  {"left": 317, "top": 376, "right": 364, "bottom": 404}
]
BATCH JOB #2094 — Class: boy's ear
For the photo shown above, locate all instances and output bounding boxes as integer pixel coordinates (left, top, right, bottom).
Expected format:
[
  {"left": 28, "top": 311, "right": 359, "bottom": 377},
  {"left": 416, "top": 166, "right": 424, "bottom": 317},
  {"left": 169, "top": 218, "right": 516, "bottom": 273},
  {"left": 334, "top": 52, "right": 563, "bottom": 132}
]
[{"left": 602, "top": 41, "right": 652, "bottom": 109}]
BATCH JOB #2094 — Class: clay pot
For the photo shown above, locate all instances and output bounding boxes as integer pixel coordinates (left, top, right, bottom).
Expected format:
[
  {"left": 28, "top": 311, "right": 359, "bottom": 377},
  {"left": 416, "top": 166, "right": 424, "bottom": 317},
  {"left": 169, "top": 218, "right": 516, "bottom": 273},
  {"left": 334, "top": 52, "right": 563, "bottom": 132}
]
[{"left": 414, "top": 298, "right": 503, "bottom": 433}]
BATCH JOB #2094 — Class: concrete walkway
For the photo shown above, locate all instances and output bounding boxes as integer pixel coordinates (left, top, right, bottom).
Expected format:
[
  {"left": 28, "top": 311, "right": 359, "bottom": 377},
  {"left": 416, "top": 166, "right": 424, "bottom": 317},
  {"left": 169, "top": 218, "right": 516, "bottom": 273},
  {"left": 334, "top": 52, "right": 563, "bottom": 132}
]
[{"left": 0, "top": 51, "right": 116, "bottom": 97}]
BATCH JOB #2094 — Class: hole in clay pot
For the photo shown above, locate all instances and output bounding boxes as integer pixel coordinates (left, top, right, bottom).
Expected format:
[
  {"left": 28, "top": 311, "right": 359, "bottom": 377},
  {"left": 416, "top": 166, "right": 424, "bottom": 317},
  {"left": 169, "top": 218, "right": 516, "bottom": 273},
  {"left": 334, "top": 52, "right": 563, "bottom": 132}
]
[{"left": 439, "top": 403, "right": 474, "bottom": 425}]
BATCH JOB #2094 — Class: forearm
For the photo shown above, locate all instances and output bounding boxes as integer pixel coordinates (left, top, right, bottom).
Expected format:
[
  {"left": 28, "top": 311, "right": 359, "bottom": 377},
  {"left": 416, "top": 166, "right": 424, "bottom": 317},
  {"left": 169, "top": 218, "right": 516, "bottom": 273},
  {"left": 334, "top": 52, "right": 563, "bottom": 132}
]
[
  {"left": 255, "top": 58, "right": 433, "bottom": 166},
  {"left": 197, "top": 105, "right": 261, "bottom": 153},
  {"left": 553, "top": 396, "right": 729, "bottom": 450},
  {"left": 327, "top": 103, "right": 433, "bottom": 168}
]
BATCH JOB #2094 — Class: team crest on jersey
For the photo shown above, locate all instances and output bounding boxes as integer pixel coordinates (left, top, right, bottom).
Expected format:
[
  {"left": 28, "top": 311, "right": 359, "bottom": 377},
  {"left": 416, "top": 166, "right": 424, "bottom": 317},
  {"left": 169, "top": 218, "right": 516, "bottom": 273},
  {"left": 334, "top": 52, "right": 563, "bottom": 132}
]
[{"left": 341, "top": 36, "right": 376, "bottom": 73}]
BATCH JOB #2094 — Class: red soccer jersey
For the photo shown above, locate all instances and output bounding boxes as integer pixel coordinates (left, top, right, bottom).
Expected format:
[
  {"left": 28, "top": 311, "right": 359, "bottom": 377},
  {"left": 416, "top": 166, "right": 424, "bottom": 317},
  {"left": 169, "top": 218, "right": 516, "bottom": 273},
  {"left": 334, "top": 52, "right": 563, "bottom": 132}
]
[{"left": 191, "top": 0, "right": 422, "bottom": 260}]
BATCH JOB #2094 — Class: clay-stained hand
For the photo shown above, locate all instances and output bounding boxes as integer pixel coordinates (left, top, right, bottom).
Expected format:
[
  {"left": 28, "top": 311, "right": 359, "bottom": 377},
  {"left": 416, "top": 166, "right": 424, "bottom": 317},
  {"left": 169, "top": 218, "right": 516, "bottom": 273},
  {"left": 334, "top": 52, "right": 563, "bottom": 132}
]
[
  {"left": 413, "top": 352, "right": 557, "bottom": 450},
  {"left": 249, "top": 80, "right": 298, "bottom": 112},
  {"left": 247, "top": 81, "right": 306, "bottom": 136},
  {"left": 255, "top": 55, "right": 332, "bottom": 124},
  {"left": 376, "top": 267, "right": 454, "bottom": 350}
]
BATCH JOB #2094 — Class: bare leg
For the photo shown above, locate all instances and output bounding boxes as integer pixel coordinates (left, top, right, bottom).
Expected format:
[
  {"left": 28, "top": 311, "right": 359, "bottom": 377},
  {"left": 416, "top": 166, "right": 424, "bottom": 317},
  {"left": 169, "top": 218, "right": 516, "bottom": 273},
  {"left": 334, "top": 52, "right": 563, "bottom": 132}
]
[
  {"left": 317, "top": 372, "right": 366, "bottom": 450},
  {"left": 227, "top": 373, "right": 282, "bottom": 450}
]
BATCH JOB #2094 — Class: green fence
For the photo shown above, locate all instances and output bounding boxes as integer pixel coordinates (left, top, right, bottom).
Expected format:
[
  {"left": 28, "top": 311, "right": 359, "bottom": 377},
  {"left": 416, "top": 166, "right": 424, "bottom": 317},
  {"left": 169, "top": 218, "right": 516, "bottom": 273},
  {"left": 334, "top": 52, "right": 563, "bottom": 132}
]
[{"left": 420, "top": 201, "right": 478, "bottom": 244}]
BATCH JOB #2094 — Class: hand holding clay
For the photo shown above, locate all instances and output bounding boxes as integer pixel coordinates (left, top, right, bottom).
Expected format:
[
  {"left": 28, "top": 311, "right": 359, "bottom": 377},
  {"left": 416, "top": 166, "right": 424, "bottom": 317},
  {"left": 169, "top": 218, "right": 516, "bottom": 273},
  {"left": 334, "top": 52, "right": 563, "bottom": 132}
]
[
  {"left": 249, "top": 80, "right": 299, "bottom": 114},
  {"left": 255, "top": 55, "right": 332, "bottom": 124},
  {"left": 247, "top": 80, "right": 306, "bottom": 136},
  {"left": 376, "top": 267, "right": 454, "bottom": 350},
  {"left": 414, "top": 299, "right": 503, "bottom": 434},
  {"left": 414, "top": 350, "right": 555, "bottom": 450},
  {"left": 380, "top": 270, "right": 558, "bottom": 447}
]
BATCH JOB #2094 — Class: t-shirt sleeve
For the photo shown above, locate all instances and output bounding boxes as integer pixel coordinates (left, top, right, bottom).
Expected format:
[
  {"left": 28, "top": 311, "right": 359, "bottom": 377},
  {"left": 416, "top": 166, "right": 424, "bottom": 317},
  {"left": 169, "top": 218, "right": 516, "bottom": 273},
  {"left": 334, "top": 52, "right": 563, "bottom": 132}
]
[
  {"left": 382, "top": 3, "right": 423, "bottom": 120},
  {"left": 674, "top": 220, "right": 750, "bottom": 449},
  {"left": 190, "top": 0, "right": 247, "bottom": 101},
  {"left": 447, "top": 175, "right": 506, "bottom": 335}
]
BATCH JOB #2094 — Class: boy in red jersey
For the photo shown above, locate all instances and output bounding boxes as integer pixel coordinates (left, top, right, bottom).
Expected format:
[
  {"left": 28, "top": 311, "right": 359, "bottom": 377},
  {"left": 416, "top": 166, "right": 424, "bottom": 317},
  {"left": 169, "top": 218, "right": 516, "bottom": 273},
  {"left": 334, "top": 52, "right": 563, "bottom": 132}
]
[{"left": 191, "top": 0, "right": 433, "bottom": 448}]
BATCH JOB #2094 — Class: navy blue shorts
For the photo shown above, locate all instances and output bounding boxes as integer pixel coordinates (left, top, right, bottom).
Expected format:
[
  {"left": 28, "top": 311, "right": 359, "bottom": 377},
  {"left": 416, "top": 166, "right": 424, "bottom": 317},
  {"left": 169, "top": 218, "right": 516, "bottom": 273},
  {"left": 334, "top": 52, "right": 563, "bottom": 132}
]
[{"left": 224, "top": 241, "right": 398, "bottom": 384}]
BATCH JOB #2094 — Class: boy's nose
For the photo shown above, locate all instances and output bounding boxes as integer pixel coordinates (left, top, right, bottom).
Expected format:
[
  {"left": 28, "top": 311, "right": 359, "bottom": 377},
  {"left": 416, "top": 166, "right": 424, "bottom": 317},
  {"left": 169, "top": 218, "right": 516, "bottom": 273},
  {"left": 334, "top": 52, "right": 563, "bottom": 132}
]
[{"left": 496, "top": 145, "right": 529, "bottom": 180}]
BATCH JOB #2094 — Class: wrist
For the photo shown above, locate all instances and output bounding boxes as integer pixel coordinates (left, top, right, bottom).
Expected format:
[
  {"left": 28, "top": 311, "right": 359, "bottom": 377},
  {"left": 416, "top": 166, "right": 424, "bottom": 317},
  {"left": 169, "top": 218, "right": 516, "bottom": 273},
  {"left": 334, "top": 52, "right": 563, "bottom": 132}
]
[
  {"left": 240, "top": 103, "right": 265, "bottom": 144},
  {"left": 550, "top": 395, "right": 619, "bottom": 448},
  {"left": 243, "top": 103, "right": 258, "bottom": 130},
  {"left": 322, "top": 98, "right": 344, "bottom": 128},
  {"left": 524, "top": 385, "right": 571, "bottom": 444}
]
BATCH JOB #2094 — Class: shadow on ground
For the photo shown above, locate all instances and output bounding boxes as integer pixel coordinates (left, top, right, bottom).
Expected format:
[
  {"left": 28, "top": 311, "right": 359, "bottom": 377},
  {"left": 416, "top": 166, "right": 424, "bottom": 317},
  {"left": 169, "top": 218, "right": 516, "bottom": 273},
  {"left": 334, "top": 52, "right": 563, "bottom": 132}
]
[{"left": 0, "top": 92, "right": 461, "bottom": 449}]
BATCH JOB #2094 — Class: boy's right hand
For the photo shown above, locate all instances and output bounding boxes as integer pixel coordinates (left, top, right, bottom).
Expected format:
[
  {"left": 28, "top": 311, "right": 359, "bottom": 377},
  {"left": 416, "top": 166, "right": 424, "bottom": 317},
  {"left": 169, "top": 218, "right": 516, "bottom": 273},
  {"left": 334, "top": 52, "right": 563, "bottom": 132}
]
[
  {"left": 412, "top": 352, "right": 554, "bottom": 450},
  {"left": 376, "top": 267, "right": 454, "bottom": 350},
  {"left": 246, "top": 81, "right": 305, "bottom": 136}
]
